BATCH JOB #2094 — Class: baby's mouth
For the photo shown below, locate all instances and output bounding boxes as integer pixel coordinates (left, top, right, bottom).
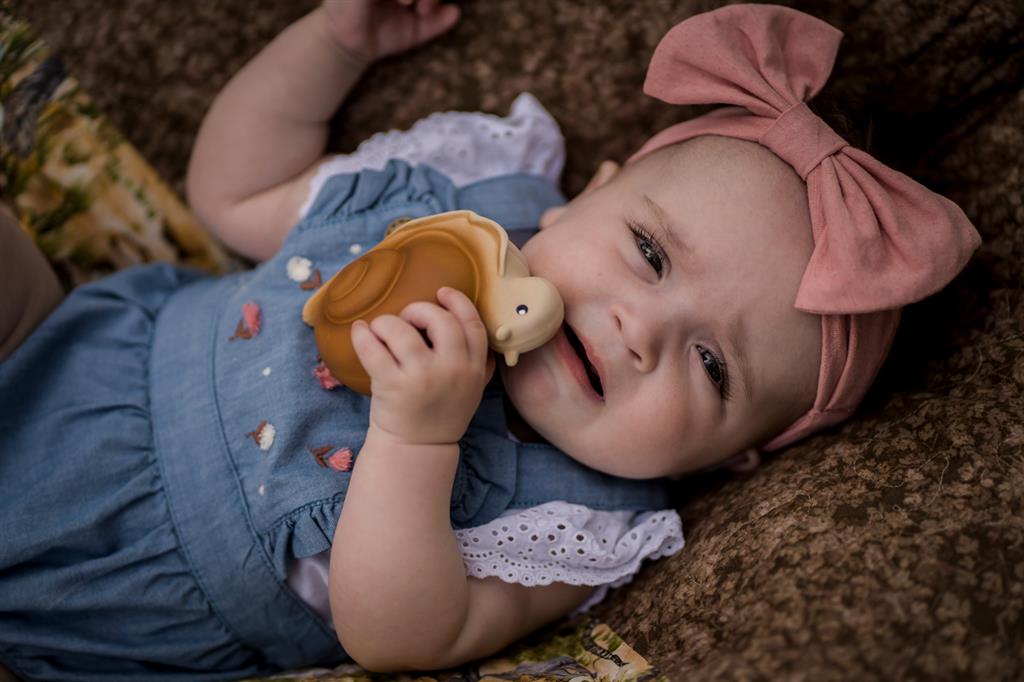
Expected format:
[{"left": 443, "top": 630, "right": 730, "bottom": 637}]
[{"left": 564, "top": 324, "right": 604, "bottom": 398}]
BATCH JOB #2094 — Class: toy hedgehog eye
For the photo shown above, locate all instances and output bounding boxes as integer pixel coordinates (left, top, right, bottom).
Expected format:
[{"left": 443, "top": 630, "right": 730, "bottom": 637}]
[{"left": 516, "top": 304, "right": 529, "bottom": 316}]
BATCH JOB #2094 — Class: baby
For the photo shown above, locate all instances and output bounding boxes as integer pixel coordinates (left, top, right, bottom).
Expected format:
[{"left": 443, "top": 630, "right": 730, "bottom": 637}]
[{"left": 0, "top": 1, "right": 980, "bottom": 680}]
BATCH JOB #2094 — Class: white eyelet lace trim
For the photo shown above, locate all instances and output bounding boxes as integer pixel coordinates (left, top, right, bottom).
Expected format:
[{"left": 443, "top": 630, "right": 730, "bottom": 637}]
[
  {"left": 299, "top": 91, "right": 565, "bottom": 218},
  {"left": 456, "top": 501, "right": 684, "bottom": 612}
]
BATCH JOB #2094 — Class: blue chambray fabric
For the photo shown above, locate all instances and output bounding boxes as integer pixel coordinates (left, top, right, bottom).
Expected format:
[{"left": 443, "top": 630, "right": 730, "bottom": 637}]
[{"left": 0, "top": 160, "right": 673, "bottom": 681}]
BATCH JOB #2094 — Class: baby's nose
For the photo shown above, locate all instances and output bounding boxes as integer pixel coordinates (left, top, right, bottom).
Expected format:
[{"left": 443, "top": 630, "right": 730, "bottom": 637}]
[{"left": 612, "top": 303, "right": 662, "bottom": 374}]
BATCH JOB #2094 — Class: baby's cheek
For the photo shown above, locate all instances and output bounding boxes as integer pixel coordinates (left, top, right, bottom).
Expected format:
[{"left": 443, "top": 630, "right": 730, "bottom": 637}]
[
  {"left": 501, "top": 353, "right": 557, "bottom": 411},
  {"left": 640, "top": 393, "right": 717, "bottom": 470}
]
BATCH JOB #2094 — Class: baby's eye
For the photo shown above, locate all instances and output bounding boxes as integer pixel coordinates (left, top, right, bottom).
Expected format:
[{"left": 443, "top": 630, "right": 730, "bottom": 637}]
[
  {"left": 628, "top": 221, "right": 666, "bottom": 276},
  {"left": 697, "top": 345, "right": 731, "bottom": 400}
]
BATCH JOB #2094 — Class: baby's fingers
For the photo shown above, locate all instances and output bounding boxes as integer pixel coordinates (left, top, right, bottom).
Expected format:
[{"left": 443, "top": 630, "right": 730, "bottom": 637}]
[
  {"left": 414, "top": 0, "right": 441, "bottom": 15},
  {"left": 367, "top": 314, "right": 433, "bottom": 365},
  {"left": 436, "top": 287, "right": 489, "bottom": 366},
  {"left": 392, "top": 0, "right": 455, "bottom": 20},
  {"left": 398, "top": 298, "right": 468, "bottom": 359},
  {"left": 411, "top": 0, "right": 459, "bottom": 34},
  {"left": 351, "top": 319, "right": 399, "bottom": 375}
]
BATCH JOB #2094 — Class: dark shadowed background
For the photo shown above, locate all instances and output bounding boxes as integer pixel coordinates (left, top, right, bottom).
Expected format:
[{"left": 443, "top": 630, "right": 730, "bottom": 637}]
[{"left": 9, "top": 0, "right": 1024, "bottom": 679}]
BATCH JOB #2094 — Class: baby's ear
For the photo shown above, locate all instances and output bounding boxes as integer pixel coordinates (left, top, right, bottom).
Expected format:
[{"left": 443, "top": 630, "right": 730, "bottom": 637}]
[
  {"left": 699, "top": 448, "right": 761, "bottom": 475},
  {"left": 583, "top": 160, "right": 620, "bottom": 194},
  {"left": 722, "top": 448, "right": 761, "bottom": 473},
  {"left": 538, "top": 160, "right": 620, "bottom": 230}
]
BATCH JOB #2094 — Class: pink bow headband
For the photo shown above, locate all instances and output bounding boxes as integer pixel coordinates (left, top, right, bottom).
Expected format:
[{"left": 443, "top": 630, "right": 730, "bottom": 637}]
[{"left": 627, "top": 4, "right": 980, "bottom": 451}]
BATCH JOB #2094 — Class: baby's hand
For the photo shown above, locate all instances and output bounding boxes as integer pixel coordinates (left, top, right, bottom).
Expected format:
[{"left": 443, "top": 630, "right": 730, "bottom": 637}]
[
  {"left": 321, "top": 0, "right": 460, "bottom": 65},
  {"left": 352, "top": 287, "right": 494, "bottom": 447}
]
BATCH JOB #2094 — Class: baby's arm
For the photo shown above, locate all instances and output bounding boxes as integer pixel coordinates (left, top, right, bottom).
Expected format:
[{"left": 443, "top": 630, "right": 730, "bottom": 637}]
[
  {"left": 185, "top": 0, "right": 459, "bottom": 261},
  {"left": 330, "top": 290, "right": 594, "bottom": 672}
]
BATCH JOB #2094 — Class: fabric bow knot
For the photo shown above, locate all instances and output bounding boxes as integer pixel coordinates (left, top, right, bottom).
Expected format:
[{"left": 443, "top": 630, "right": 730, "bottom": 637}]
[{"left": 628, "top": 4, "right": 981, "bottom": 450}]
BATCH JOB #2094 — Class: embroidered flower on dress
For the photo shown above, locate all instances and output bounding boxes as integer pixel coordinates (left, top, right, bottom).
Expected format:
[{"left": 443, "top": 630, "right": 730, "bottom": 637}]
[
  {"left": 308, "top": 445, "right": 353, "bottom": 472},
  {"left": 246, "top": 420, "right": 276, "bottom": 451},
  {"left": 313, "top": 360, "right": 341, "bottom": 390},
  {"left": 308, "top": 445, "right": 330, "bottom": 466},
  {"left": 230, "top": 301, "right": 262, "bottom": 340},
  {"left": 300, "top": 270, "right": 322, "bottom": 290},
  {"left": 287, "top": 256, "right": 322, "bottom": 290},
  {"left": 287, "top": 256, "right": 313, "bottom": 282},
  {"left": 327, "top": 448, "right": 353, "bottom": 472}
]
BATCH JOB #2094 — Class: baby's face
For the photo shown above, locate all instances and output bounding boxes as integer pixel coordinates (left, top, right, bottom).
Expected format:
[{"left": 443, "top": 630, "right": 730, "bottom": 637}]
[{"left": 500, "top": 136, "right": 822, "bottom": 478}]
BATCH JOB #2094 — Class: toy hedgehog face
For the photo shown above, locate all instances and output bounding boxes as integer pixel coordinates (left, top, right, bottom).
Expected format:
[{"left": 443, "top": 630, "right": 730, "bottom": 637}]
[{"left": 489, "top": 276, "right": 564, "bottom": 367}]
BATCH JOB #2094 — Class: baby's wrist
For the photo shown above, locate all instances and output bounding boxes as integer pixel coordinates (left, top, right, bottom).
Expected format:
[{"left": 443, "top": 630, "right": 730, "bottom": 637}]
[
  {"left": 364, "top": 422, "right": 460, "bottom": 457},
  {"left": 315, "top": 4, "right": 376, "bottom": 70}
]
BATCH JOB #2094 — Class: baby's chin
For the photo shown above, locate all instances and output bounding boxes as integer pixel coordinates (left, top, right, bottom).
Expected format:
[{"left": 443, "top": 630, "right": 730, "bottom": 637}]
[
  {"left": 496, "top": 366, "right": 593, "bottom": 465},
  {"left": 500, "top": 349, "right": 587, "bottom": 441}
]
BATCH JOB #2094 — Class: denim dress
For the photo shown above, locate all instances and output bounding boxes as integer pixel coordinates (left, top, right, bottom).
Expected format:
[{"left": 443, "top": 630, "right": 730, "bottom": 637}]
[{"left": 0, "top": 160, "right": 672, "bottom": 681}]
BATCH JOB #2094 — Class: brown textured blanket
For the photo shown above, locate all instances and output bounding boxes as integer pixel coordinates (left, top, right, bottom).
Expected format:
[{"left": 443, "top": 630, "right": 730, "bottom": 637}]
[{"left": 10, "top": 0, "right": 1024, "bottom": 679}]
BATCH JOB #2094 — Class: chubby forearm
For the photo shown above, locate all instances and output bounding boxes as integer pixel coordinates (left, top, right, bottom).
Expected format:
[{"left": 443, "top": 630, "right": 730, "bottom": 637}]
[
  {"left": 331, "top": 289, "right": 562, "bottom": 671},
  {"left": 186, "top": 7, "right": 366, "bottom": 226},
  {"left": 330, "top": 427, "right": 471, "bottom": 670}
]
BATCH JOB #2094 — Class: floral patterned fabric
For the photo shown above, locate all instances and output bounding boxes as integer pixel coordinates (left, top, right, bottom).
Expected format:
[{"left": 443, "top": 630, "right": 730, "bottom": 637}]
[
  {"left": 7, "top": 0, "right": 1023, "bottom": 679},
  {"left": 0, "top": 11, "right": 232, "bottom": 289}
]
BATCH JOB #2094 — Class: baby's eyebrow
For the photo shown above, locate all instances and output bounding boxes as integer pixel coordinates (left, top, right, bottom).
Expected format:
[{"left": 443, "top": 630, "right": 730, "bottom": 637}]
[
  {"left": 725, "top": 313, "right": 755, "bottom": 404},
  {"left": 642, "top": 193, "right": 695, "bottom": 268}
]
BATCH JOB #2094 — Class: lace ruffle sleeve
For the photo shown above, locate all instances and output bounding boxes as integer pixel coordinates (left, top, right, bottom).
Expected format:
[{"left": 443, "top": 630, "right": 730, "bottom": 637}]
[
  {"left": 299, "top": 92, "right": 565, "bottom": 219},
  {"left": 456, "top": 501, "right": 685, "bottom": 613}
]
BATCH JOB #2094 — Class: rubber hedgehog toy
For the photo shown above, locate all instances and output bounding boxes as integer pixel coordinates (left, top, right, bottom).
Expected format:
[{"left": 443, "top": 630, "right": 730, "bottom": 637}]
[{"left": 302, "top": 210, "right": 564, "bottom": 395}]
